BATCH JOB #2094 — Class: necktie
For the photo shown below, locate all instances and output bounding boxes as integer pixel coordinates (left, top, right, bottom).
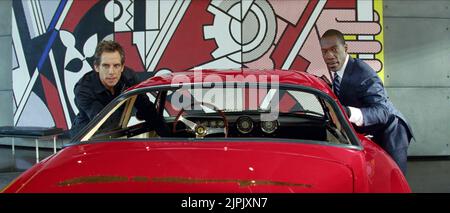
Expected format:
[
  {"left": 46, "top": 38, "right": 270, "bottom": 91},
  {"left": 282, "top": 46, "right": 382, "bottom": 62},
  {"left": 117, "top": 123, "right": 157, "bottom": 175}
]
[{"left": 333, "top": 73, "right": 341, "bottom": 97}]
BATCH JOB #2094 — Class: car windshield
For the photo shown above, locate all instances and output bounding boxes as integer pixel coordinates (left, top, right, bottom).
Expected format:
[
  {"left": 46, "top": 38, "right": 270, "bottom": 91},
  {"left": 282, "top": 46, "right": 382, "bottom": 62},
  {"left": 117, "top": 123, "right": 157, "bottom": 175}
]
[
  {"left": 78, "top": 84, "right": 352, "bottom": 146},
  {"left": 162, "top": 87, "right": 324, "bottom": 117}
]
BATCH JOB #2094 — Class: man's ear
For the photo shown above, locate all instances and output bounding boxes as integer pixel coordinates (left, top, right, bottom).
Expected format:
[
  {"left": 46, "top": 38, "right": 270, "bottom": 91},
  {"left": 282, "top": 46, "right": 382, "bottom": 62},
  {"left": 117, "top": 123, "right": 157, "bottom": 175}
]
[
  {"left": 94, "top": 64, "right": 99, "bottom": 73},
  {"left": 344, "top": 43, "right": 348, "bottom": 52}
]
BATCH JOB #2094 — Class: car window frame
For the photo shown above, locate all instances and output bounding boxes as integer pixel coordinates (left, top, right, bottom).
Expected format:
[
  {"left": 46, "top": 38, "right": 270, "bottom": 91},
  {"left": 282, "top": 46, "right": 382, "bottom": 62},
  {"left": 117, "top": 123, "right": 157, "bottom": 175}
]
[{"left": 70, "top": 82, "right": 361, "bottom": 149}]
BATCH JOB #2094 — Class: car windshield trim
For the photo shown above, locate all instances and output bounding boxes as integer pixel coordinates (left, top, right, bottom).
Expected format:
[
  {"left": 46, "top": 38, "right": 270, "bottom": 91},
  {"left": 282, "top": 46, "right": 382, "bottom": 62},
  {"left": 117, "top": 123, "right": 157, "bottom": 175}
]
[
  {"left": 71, "top": 82, "right": 361, "bottom": 148},
  {"left": 283, "top": 109, "right": 324, "bottom": 118},
  {"left": 65, "top": 136, "right": 362, "bottom": 150}
]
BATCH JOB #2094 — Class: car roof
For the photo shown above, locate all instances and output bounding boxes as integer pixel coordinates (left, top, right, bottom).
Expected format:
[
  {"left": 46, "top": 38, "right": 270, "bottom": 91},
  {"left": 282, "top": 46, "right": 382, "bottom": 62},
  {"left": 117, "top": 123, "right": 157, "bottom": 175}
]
[{"left": 128, "top": 69, "right": 333, "bottom": 96}]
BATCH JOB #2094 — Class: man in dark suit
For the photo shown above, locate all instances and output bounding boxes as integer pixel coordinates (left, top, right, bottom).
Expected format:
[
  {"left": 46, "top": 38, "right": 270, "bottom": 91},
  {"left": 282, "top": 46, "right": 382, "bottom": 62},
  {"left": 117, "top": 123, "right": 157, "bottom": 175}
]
[{"left": 320, "top": 29, "right": 413, "bottom": 174}]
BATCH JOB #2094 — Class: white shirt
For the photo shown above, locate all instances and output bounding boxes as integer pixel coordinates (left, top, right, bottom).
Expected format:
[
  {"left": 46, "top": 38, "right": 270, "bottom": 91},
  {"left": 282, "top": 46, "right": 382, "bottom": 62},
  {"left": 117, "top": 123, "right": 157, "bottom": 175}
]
[
  {"left": 332, "top": 54, "right": 364, "bottom": 127},
  {"left": 333, "top": 54, "right": 349, "bottom": 81}
]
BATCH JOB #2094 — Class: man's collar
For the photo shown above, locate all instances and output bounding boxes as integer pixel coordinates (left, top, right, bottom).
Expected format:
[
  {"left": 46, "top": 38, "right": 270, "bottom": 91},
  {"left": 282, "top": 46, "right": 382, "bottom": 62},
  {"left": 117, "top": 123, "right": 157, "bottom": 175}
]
[
  {"left": 93, "top": 72, "right": 108, "bottom": 94},
  {"left": 334, "top": 54, "right": 349, "bottom": 78}
]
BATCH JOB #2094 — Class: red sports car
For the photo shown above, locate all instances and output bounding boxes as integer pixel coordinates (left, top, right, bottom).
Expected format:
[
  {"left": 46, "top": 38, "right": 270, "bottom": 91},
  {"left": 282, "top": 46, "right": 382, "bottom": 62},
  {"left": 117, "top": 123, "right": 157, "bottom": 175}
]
[{"left": 2, "top": 70, "right": 410, "bottom": 193}]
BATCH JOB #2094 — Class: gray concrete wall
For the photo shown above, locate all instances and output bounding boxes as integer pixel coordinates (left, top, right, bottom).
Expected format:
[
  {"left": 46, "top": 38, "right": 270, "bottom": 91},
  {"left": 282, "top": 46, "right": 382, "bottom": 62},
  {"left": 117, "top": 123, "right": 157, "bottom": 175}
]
[
  {"left": 384, "top": 1, "right": 450, "bottom": 156},
  {"left": 0, "top": 0, "right": 13, "bottom": 145}
]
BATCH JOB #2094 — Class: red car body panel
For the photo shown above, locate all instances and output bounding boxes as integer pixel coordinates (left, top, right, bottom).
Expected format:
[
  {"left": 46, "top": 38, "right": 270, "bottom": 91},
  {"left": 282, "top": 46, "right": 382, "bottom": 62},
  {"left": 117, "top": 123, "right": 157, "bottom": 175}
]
[
  {"left": 4, "top": 138, "right": 409, "bottom": 193},
  {"left": 2, "top": 70, "right": 410, "bottom": 193}
]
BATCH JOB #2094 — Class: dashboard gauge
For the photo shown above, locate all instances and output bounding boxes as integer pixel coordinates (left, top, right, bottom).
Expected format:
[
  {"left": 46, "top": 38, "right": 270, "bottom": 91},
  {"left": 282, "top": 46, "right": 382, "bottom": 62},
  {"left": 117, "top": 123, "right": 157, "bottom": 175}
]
[
  {"left": 261, "top": 120, "right": 278, "bottom": 134},
  {"left": 236, "top": 116, "right": 254, "bottom": 134},
  {"left": 217, "top": 120, "right": 225, "bottom": 128},
  {"left": 209, "top": 120, "right": 217, "bottom": 128},
  {"left": 200, "top": 120, "right": 208, "bottom": 126}
]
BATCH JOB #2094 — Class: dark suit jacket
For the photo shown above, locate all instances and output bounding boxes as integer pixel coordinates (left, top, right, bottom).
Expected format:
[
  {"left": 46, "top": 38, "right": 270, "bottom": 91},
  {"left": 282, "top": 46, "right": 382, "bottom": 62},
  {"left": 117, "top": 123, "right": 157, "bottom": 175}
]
[{"left": 337, "top": 56, "right": 413, "bottom": 140}]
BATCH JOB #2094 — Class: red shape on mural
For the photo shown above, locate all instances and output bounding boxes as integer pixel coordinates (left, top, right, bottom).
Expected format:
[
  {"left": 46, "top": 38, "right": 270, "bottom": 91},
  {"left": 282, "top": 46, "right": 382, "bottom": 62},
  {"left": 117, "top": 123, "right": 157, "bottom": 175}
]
[
  {"left": 279, "top": 92, "right": 297, "bottom": 113},
  {"left": 155, "top": 1, "right": 217, "bottom": 72},
  {"left": 60, "top": 0, "right": 100, "bottom": 32},
  {"left": 115, "top": 32, "right": 146, "bottom": 72},
  {"left": 324, "top": 0, "right": 356, "bottom": 9},
  {"left": 270, "top": 0, "right": 318, "bottom": 69},
  {"left": 40, "top": 74, "right": 68, "bottom": 130},
  {"left": 290, "top": 55, "right": 310, "bottom": 72}
]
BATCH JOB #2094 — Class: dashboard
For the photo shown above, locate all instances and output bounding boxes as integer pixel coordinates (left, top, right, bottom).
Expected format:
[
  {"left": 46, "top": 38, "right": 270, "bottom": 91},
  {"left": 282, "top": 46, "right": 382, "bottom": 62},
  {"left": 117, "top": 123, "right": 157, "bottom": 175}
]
[{"left": 173, "top": 112, "right": 327, "bottom": 140}]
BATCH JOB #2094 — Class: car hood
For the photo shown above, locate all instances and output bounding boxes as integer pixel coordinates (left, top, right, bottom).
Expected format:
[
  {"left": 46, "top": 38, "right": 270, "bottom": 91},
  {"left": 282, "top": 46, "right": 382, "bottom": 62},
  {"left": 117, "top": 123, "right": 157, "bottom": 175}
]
[{"left": 10, "top": 140, "right": 357, "bottom": 193}]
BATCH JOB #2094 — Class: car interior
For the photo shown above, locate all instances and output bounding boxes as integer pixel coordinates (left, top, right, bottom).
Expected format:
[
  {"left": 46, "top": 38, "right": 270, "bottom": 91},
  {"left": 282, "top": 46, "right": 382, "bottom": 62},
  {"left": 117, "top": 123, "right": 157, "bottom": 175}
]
[{"left": 80, "top": 85, "right": 352, "bottom": 145}]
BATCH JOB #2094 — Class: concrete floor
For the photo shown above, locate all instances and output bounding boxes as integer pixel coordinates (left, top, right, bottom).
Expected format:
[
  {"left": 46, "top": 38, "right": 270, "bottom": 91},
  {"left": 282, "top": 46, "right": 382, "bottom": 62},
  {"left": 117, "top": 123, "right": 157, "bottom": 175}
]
[
  {"left": 1, "top": 145, "right": 449, "bottom": 192},
  {"left": 405, "top": 158, "right": 450, "bottom": 192}
]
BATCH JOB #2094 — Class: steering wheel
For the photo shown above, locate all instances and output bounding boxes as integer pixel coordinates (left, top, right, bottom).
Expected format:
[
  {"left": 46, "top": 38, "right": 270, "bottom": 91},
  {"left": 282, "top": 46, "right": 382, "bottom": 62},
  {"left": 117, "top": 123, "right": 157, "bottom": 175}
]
[{"left": 172, "top": 102, "right": 229, "bottom": 138}]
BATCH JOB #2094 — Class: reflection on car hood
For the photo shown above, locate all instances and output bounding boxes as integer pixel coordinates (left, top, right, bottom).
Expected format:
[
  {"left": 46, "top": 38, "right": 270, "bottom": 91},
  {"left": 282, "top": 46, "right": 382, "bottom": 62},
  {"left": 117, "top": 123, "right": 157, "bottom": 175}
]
[{"left": 12, "top": 140, "right": 358, "bottom": 193}]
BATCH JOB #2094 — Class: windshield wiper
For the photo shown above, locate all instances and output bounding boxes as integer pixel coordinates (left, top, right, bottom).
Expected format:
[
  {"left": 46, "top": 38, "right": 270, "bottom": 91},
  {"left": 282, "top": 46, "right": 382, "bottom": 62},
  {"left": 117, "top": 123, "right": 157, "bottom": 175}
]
[{"left": 287, "top": 110, "right": 324, "bottom": 117}]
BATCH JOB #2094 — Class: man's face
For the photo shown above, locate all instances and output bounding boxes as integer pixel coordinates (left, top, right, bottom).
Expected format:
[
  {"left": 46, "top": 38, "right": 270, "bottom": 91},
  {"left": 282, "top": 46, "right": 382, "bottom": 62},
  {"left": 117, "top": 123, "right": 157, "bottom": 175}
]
[
  {"left": 94, "top": 51, "right": 124, "bottom": 91},
  {"left": 320, "top": 35, "right": 348, "bottom": 72}
]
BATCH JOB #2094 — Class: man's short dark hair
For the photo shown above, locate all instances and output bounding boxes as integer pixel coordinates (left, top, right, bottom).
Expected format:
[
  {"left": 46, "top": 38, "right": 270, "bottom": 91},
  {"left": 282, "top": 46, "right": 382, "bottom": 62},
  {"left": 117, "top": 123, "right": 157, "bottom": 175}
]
[
  {"left": 321, "top": 29, "right": 346, "bottom": 45},
  {"left": 93, "top": 40, "right": 125, "bottom": 66}
]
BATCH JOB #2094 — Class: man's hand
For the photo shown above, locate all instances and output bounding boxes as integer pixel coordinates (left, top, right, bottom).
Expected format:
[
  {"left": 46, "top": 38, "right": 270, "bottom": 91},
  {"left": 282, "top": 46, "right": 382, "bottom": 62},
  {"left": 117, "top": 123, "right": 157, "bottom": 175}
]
[{"left": 346, "top": 106, "right": 364, "bottom": 127}]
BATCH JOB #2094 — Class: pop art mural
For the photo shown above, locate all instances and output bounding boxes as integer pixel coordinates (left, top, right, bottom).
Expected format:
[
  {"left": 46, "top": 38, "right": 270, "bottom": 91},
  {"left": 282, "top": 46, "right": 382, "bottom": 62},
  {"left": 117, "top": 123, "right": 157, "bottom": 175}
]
[{"left": 12, "top": 0, "right": 384, "bottom": 130}]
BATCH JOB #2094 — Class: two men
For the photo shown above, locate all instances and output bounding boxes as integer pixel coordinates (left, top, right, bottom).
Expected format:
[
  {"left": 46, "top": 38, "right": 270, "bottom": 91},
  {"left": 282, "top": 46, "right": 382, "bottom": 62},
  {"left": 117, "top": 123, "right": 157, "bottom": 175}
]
[
  {"left": 70, "top": 32, "right": 411, "bottom": 174},
  {"left": 320, "top": 29, "right": 413, "bottom": 174},
  {"left": 70, "top": 40, "right": 168, "bottom": 138}
]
